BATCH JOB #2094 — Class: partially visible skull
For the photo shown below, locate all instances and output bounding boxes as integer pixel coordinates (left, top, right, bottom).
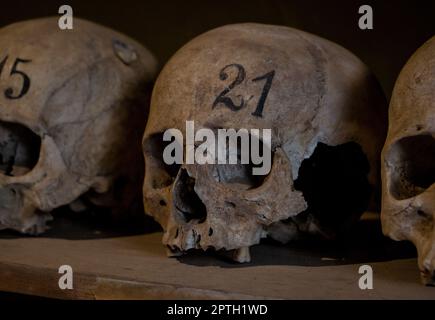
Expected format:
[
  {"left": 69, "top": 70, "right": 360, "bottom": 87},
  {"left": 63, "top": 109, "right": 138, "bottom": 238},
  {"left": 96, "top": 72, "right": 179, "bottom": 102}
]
[
  {"left": 382, "top": 35, "right": 435, "bottom": 285},
  {"left": 143, "top": 23, "right": 386, "bottom": 262},
  {"left": 0, "top": 18, "right": 157, "bottom": 234}
]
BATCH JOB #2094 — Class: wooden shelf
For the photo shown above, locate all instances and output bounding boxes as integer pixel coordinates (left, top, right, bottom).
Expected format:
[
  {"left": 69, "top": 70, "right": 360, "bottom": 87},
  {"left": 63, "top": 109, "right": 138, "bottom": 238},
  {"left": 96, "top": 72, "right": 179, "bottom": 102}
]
[{"left": 0, "top": 213, "right": 434, "bottom": 299}]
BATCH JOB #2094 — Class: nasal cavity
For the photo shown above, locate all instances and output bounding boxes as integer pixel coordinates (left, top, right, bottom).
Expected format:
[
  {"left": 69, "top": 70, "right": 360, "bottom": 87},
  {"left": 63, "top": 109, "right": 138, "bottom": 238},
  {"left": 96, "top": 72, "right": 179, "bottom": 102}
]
[
  {"left": 0, "top": 121, "right": 41, "bottom": 177},
  {"left": 173, "top": 168, "right": 207, "bottom": 223},
  {"left": 388, "top": 135, "right": 435, "bottom": 200},
  {"left": 294, "top": 142, "right": 371, "bottom": 233}
]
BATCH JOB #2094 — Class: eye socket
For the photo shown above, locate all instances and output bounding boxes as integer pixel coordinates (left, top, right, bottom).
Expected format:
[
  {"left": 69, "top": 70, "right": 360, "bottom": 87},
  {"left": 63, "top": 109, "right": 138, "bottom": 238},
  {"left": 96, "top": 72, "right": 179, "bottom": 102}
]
[
  {"left": 388, "top": 135, "right": 435, "bottom": 200},
  {"left": 213, "top": 162, "right": 267, "bottom": 190},
  {"left": 212, "top": 133, "right": 269, "bottom": 190},
  {"left": 294, "top": 142, "right": 371, "bottom": 233},
  {"left": 0, "top": 121, "right": 41, "bottom": 177},
  {"left": 143, "top": 132, "right": 181, "bottom": 189}
]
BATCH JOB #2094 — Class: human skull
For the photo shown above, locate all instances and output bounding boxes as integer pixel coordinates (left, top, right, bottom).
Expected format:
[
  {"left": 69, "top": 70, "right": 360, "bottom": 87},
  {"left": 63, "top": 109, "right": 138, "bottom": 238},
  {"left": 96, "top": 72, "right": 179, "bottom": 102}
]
[
  {"left": 0, "top": 17, "right": 157, "bottom": 234},
  {"left": 381, "top": 35, "right": 435, "bottom": 286},
  {"left": 143, "top": 23, "right": 386, "bottom": 262}
]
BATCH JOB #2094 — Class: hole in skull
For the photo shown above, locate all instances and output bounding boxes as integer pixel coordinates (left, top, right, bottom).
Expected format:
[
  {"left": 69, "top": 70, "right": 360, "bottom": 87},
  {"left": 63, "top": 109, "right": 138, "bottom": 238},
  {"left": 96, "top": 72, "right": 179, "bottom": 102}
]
[
  {"left": 225, "top": 201, "right": 236, "bottom": 208},
  {"left": 212, "top": 134, "right": 268, "bottom": 190},
  {"left": 294, "top": 142, "right": 371, "bottom": 236},
  {"left": 388, "top": 135, "right": 435, "bottom": 200},
  {"left": 417, "top": 210, "right": 430, "bottom": 219},
  {"left": 143, "top": 133, "right": 181, "bottom": 188},
  {"left": 173, "top": 168, "right": 207, "bottom": 223},
  {"left": 0, "top": 121, "right": 40, "bottom": 177}
]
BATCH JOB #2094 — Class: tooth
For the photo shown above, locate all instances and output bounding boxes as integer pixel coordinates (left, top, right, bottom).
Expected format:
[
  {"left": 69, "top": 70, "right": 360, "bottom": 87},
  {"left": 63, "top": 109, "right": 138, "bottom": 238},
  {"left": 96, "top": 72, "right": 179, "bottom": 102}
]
[{"left": 220, "top": 247, "right": 251, "bottom": 263}]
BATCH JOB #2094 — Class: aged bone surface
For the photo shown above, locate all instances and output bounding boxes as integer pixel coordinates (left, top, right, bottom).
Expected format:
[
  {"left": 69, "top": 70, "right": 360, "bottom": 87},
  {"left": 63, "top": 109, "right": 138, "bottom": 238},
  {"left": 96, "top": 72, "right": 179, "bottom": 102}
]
[
  {"left": 382, "top": 35, "right": 435, "bottom": 286},
  {"left": 0, "top": 17, "right": 157, "bottom": 234},
  {"left": 143, "top": 23, "right": 386, "bottom": 262}
]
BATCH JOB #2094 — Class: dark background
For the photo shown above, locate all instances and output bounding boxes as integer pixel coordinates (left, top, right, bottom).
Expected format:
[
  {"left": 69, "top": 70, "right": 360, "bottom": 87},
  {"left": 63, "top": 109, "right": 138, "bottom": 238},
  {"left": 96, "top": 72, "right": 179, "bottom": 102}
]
[
  {"left": 0, "top": 1, "right": 426, "bottom": 299},
  {"left": 1, "top": 0, "right": 435, "bottom": 99}
]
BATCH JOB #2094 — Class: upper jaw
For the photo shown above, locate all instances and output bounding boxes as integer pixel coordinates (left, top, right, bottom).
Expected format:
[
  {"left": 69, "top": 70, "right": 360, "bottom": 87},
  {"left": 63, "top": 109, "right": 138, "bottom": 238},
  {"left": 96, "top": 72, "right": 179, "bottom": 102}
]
[{"left": 0, "top": 186, "right": 52, "bottom": 234}]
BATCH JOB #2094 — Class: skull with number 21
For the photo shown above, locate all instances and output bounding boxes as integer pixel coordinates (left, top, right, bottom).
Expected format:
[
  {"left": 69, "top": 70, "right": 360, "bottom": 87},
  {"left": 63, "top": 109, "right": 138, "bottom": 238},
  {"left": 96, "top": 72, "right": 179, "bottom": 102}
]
[{"left": 143, "top": 24, "right": 387, "bottom": 262}]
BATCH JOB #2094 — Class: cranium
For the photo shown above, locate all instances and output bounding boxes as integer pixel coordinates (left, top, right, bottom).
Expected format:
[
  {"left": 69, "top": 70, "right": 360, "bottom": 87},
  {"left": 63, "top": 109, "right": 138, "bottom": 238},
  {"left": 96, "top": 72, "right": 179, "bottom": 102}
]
[
  {"left": 143, "top": 23, "right": 386, "bottom": 262},
  {"left": 382, "top": 35, "right": 435, "bottom": 285},
  {"left": 0, "top": 17, "right": 157, "bottom": 234}
]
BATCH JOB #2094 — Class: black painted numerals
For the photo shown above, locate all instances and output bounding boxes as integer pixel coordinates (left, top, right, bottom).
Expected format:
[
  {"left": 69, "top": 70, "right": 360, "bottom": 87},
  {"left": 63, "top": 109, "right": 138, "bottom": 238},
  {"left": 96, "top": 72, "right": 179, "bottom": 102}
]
[
  {"left": 0, "top": 55, "right": 32, "bottom": 100},
  {"left": 212, "top": 64, "right": 246, "bottom": 111},
  {"left": 251, "top": 70, "right": 275, "bottom": 117},
  {"left": 212, "top": 64, "right": 275, "bottom": 117}
]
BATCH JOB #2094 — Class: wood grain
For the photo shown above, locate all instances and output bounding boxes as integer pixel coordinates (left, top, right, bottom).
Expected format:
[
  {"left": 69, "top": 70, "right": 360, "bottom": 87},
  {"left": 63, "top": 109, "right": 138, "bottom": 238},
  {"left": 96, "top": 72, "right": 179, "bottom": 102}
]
[{"left": 0, "top": 228, "right": 434, "bottom": 299}]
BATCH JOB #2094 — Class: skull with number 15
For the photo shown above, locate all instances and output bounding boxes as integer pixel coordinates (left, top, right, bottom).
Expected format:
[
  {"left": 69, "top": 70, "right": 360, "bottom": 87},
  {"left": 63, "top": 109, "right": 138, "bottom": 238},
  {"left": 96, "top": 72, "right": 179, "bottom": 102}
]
[{"left": 0, "top": 17, "right": 157, "bottom": 233}]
